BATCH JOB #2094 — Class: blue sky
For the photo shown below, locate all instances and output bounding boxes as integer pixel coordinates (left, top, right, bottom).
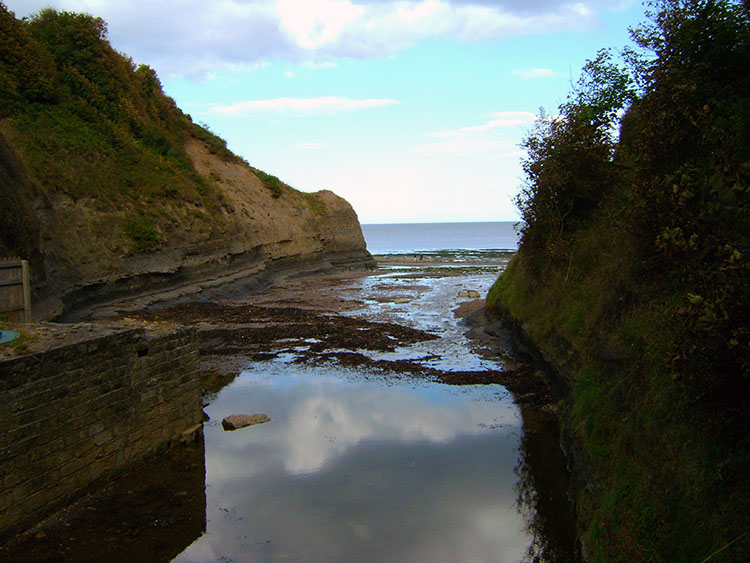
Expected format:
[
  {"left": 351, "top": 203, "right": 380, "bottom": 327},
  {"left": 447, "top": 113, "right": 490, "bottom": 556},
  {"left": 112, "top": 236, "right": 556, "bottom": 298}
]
[{"left": 6, "top": 0, "right": 646, "bottom": 223}]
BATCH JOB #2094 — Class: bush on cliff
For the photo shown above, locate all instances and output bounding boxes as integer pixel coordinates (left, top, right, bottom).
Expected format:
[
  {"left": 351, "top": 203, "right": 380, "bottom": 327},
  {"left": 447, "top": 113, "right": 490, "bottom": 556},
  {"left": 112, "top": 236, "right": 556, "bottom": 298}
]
[
  {"left": 516, "top": 49, "right": 635, "bottom": 258},
  {"left": 488, "top": 1, "right": 749, "bottom": 560}
]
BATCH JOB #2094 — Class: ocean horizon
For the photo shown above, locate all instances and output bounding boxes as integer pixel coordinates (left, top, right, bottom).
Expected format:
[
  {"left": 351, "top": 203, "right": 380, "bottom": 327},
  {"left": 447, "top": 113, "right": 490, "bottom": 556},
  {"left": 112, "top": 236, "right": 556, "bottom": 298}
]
[{"left": 361, "top": 221, "right": 521, "bottom": 255}]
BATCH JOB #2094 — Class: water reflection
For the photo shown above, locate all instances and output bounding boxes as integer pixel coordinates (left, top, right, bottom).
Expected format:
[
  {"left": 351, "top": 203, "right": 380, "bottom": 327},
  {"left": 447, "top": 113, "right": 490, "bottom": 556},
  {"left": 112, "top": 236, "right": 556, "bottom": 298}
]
[
  {"left": 175, "top": 264, "right": 579, "bottom": 562},
  {"left": 515, "top": 409, "right": 581, "bottom": 562},
  {"left": 176, "top": 367, "right": 531, "bottom": 562},
  {"left": 0, "top": 439, "right": 206, "bottom": 562}
]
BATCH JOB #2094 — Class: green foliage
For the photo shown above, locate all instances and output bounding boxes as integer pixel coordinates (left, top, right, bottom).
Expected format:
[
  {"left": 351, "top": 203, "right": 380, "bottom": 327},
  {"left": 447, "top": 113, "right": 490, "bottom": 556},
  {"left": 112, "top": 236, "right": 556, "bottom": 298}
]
[
  {"left": 25, "top": 8, "right": 129, "bottom": 121},
  {"left": 123, "top": 217, "right": 160, "bottom": 251},
  {"left": 516, "top": 50, "right": 635, "bottom": 255},
  {"left": 624, "top": 0, "right": 750, "bottom": 440},
  {"left": 562, "top": 48, "right": 638, "bottom": 132},
  {"left": 516, "top": 110, "right": 620, "bottom": 254},
  {"left": 494, "top": 1, "right": 750, "bottom": 560},
  {"left": 0, "top": 3, "right": 58, "bottom": 115},
  {"left": 186, "top": 119, "right": 240, "bottom": 162},
  {"left": 0, "top": 6, "right": 237, "bottom": 240},
  {"left": 253, "top": 168, "right": 284, "bottom": 198}
]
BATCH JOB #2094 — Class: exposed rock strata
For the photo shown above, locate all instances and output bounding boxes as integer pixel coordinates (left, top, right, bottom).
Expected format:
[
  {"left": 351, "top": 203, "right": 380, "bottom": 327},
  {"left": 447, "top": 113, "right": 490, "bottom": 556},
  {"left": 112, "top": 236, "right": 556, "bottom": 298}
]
[{"left": 1, "top": 133, "right": 374, "bottom": 320}]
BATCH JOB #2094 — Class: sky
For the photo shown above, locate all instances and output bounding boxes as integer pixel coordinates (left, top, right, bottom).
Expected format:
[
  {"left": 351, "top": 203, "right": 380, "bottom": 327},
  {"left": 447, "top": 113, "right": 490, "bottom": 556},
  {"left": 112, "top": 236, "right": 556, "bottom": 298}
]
[{"left": 5, "top": 0, "right": 647, "bottom": 223}]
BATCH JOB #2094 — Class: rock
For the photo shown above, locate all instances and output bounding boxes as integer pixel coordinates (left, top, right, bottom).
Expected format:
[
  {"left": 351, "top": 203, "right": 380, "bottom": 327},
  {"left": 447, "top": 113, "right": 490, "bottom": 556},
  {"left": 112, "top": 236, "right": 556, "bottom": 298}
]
[
  {"left": 221, "top": 413, "right": 271, "bottom": 431},
  {"left": 458, "top": 290, "right": 481, "bottom": 299},
  {"left": 392, "top": 298, "right": 410, "bottom": 304},
  {"left": 2, "top": 130, "right": 374, "bottom": 320}
]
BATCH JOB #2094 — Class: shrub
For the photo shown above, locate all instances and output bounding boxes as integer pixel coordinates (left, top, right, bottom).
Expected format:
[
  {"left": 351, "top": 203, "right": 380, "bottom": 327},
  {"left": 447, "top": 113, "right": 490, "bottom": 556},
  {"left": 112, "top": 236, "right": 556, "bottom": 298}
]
[
  {"left": 253, "top": 169, "right": 284, "bottom": 198},
  {"left": 123, "top": 217, "right": 160, "bottom": 251},
  {"left": 516, "top": 50, "right": 635, "bottom": 256}
]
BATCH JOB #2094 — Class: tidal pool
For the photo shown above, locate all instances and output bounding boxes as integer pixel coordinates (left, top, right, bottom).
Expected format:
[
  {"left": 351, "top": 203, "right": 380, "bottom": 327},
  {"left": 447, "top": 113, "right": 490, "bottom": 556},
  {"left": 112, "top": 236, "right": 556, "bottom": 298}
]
[
  {"left": 0, "top": 257, "right": 575, "bottom": 562},
  {"left": 176, "top": 367, "right": 530, "bottom": 562},
  {"left": 176, "top": 260, "right": 577, "bottom": 562}
]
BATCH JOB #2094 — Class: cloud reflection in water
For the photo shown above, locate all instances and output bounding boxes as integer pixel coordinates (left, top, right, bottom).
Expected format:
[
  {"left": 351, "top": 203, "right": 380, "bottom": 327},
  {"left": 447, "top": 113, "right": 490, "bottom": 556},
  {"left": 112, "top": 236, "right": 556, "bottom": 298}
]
[{"left": 176, "top": 366, "right": 532, "bottom": 562}]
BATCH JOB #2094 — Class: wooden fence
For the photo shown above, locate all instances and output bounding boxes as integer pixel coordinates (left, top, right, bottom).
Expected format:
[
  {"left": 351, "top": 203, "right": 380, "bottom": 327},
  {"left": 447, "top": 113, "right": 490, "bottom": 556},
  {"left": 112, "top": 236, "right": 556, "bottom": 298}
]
[{"left": 0, "top": 258, "right": 31, "bottom": 323}]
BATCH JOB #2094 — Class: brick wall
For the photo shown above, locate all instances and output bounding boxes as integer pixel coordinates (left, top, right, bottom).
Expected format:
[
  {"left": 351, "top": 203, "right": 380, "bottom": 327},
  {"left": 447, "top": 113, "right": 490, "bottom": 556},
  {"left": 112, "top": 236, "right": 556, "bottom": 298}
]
[{"left": 0, "top": 327, "right": 202, "bottom": 539}]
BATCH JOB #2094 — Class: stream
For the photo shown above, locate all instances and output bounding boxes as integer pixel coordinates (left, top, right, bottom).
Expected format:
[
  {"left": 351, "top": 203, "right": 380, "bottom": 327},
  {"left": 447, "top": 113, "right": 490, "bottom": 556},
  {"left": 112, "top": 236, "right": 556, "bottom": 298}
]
[
  {"left": 0, "top": 258, "right": 577, "bottom": 562},
  {"left": 175, "top": 262, "right": 578, "bottom": 562}
]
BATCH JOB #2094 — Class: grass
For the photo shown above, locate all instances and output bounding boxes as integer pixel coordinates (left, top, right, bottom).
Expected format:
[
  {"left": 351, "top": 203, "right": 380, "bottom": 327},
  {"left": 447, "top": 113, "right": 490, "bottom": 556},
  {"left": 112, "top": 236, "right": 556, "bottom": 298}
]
[
  {"left": 2, "top": 7, "right": 321, "bottom": 270},
  {"left": 302, "top": 192, "right": 325, "bottom": 214},
  {"left": 486, "top": 209, "right": 750, "bottom": 562},
  {"left": 253, "top": 168, "right": 284, "bottom": 198},
  {"left": 123, "top": 217, "right": 160, "bottom": 251},
  {"left": 0, "top": 10, "right": 235, "bottom": 255},
  {"left": 0, "top": 322, "right": 37, "bottom": 355}
]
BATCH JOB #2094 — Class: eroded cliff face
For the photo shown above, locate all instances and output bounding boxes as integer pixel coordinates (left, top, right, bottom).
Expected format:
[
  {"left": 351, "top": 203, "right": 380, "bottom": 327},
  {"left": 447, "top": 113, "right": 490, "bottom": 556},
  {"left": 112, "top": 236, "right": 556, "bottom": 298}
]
[
  {"left": 3, "top": 132, "right": 373, "bottom": 320},
  {"left": 0, "top": 7, "right": 375, "bottom": 321}
]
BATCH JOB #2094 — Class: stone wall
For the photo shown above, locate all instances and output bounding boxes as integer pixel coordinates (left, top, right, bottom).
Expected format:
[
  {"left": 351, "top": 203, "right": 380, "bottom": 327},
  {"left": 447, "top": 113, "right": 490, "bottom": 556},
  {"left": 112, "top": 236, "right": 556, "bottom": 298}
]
[{"left": 0, "top": 327, "right": 202, "bottom": 540}]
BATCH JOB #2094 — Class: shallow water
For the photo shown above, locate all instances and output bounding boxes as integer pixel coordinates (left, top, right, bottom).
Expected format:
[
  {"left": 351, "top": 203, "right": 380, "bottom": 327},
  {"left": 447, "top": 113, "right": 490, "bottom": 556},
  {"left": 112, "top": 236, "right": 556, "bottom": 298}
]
[
  {"left": 176, "top": 369, "right": 528, "bottom": 562},
  {"left": 175, "top": 259, "right": 577, "bottom": 562},
  {"left": 349, "top": 270, "right": 502, "bottom": 371}
]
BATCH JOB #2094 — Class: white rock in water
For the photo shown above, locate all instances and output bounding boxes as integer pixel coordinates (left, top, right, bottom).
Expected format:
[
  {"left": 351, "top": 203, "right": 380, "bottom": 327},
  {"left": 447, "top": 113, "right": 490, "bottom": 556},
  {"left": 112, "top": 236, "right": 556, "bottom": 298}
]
[{"left": 222, "top": 413, "right": 271, "bottom": 431}]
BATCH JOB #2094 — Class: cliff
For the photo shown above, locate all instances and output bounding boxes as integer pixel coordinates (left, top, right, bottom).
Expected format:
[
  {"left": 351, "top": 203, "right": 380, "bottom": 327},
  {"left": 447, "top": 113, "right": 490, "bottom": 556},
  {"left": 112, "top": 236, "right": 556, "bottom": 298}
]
[
  {"left": 0, "top": 6, "right": 373, "bottom": 320},
  {"left": 486, "top": 2, "right": 748, "bottom": 561}
]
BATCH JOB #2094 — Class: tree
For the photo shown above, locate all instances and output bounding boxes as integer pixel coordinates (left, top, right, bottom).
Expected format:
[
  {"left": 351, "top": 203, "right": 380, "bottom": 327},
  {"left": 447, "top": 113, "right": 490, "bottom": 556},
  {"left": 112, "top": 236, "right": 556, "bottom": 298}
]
[
  {"left": 515, "top": 50, "right": 635, "bottom": 252},
  {"left": 0, "top": 2, "right": 57, "bottom": 115},
  {"left": 625, "top": 0, "right": 749, "bottom": 427}
]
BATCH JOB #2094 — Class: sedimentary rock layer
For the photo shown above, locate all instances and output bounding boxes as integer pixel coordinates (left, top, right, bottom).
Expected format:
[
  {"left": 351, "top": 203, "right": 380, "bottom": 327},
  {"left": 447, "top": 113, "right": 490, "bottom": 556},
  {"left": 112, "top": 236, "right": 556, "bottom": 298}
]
[{"left": 1, "top": 132, "right": 374, "bottom": 320}]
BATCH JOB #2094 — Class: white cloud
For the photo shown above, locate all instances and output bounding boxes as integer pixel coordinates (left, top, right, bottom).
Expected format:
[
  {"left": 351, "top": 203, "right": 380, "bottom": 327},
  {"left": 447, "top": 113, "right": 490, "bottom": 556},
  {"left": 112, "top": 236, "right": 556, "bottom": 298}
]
[
  {"left": 209, "top": 96, "right": 400, "bottom": 117},
  {"left": 426, "top": 111, "right": 537, "bottom": 140},
  {"left": 5, "top": 0, "right": 618, "bottom": 77},
  {"left": 512, "top": 67, "right": 563, "bottom": 80},
  {"left": 283, "top": 70, "right": 295, "bottom": 78},
  {"left": 416, "top": 111, "right": 536, "bottom": 156},
  {"left": 276, "top": 0, "right": 365, "bottom": 49}
]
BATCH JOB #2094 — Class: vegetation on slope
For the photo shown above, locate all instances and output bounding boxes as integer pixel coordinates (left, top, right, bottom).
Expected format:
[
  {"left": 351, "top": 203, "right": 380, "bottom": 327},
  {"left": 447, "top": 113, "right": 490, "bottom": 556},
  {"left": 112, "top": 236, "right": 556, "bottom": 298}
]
[
  {"left": 487, "top": 1, "right": 749, "bottom": 560},
  {"left": 0, "top": 3, "right": 291, "bottom": 256}
]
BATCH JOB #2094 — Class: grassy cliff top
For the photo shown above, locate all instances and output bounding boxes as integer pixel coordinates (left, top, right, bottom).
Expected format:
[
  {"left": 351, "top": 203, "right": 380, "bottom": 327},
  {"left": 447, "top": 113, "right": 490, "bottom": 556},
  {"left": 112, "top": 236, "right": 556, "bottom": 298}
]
[{"left": 0, "top": 4, "right": 296, "bottom": 257}]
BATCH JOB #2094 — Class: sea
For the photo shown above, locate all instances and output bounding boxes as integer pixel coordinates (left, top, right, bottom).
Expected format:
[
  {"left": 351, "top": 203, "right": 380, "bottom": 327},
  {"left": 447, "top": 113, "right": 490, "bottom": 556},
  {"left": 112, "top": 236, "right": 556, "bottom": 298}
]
[{"left": 361, "top": 221, "right": 520, "bottom": 255}]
